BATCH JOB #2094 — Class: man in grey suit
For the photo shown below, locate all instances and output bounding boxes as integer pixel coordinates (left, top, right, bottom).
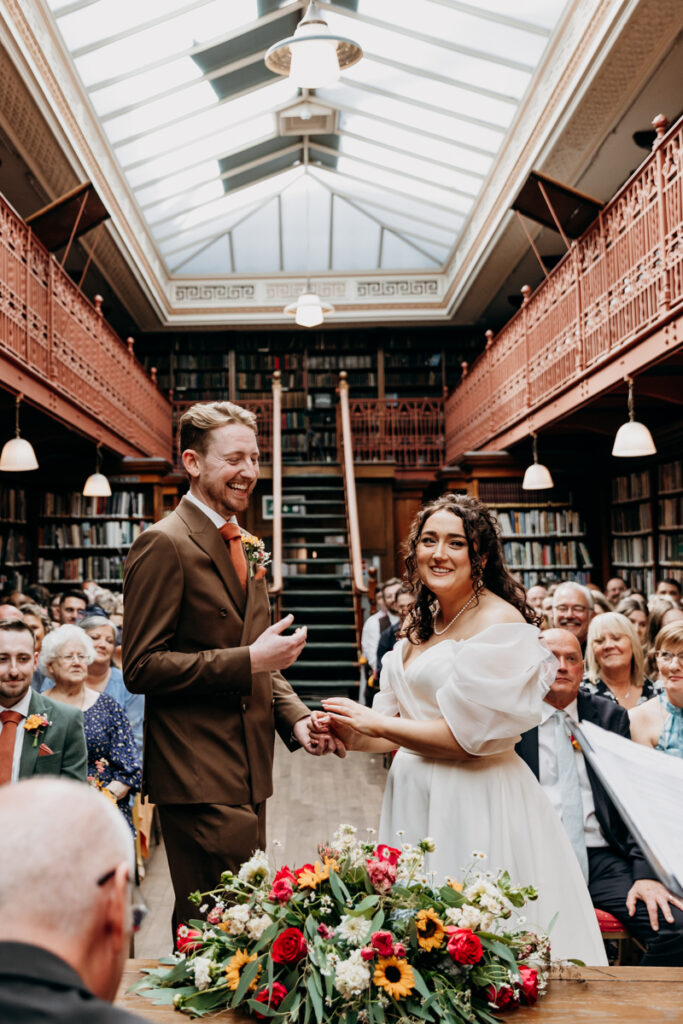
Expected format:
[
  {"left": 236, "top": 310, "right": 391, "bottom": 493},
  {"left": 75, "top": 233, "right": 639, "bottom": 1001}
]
[{"left": 0, "top": 620, "right": 87, "bottom": 784}]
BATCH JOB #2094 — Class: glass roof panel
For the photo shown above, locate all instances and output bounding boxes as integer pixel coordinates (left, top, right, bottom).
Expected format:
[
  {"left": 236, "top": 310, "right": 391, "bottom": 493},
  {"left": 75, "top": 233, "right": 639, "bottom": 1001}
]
[
  {"left": 379, "top": 229, "right": 441, "bottom": 271},
  {"left": 336, "top": 136, "right": 480, "bottom": 196},
  {"left": 472, "top": 0, "right": 568, "bottom": 31},
  {"left": 90, "top": 59, "right": 203, "bottom": 118},
  {"left": 331, "top": 200, "right": 382, "bottom": 272},
  {"left": 232, "top": 198, "right": 281, "bottom": 274},
  {"left": 281, "top": 177, "right": 331, "bottom": 273},
  {"left": 178, "top": 235, "right": 233, "bottom": 276}
]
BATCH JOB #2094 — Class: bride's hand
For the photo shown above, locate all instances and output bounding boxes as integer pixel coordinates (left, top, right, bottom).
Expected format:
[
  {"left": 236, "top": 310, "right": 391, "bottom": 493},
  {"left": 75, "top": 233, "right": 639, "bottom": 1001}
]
[{"left": 321, "top": 697, "right": 383, "bottom": 739}]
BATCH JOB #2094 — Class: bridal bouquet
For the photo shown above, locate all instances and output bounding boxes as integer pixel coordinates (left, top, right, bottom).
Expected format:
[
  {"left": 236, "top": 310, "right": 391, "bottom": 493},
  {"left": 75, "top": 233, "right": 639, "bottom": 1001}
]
[{"left": 133, "top": 826, "right": 551, "bottom": 1022}]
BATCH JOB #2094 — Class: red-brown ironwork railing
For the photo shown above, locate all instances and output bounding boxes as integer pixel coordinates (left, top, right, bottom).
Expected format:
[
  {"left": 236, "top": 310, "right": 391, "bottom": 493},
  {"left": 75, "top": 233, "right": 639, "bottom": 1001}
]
[
  {"left": 0, "top": 191, "right": 171, "bottom": 459},
  {"left": 445, "top": 114, "right": 683, "bottom": 462},
  {"left": 172, "top": 398, "right": 273, "bottom": 465},
  {"left": 343, "top": 396, "right": 445, "bottom": 468}
]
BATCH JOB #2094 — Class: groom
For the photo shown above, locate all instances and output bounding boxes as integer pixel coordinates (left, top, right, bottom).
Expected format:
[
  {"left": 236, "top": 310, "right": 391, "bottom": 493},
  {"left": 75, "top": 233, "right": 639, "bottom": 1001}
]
[{"left": 123, "top": 401, "right": 342, "bottom": 927}]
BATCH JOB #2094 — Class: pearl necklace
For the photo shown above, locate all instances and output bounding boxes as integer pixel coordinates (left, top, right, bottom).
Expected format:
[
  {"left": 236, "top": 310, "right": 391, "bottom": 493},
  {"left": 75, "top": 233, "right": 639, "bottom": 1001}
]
[{"left": 433, "top": 593, "right": 478, "bottom": 636}]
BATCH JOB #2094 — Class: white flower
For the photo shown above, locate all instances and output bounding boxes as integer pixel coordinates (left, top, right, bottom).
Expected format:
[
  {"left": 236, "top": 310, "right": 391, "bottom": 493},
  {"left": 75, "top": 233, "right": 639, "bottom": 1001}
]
[
  {"left": 334, "top": 949, "right": 371, "bottom": 1000},
  {"left": 336, "top": 914, "right": 372, "bottom": 946},
  {"left": 419, "top": 837, "right": 436, "bottom": 853},
  {"left": 223, "top": 903, "right": 251, "bottom": 936},
  {"left": 238, "top": 850, "right": 271, "bottom": 886},
  {"left": 193, "top": 957, "right": 212, "bottom": 992},
  {"left": 246, "top": 914, "right": 272, "bottom": 941},
  {"left": 446, "top": 904, "right": 485, "bottom": 930},
  {"left": 472, "top": 850, "right": 486, "bottom": 860}
]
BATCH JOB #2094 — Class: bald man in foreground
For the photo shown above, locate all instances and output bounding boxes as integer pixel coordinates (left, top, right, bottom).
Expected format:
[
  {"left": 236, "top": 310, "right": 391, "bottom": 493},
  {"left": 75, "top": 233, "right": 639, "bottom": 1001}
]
[{"left": 0, "top": 778, "right": 146, "bottom": 1022}]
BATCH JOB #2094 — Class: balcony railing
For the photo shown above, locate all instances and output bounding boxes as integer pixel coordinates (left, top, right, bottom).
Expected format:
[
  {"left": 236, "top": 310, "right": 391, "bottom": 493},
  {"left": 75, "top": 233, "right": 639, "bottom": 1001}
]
[
  {"left": 445, "top": 114, "right": 683, "bottom": 463},
  {"left": 343, "top": 395, "right": 445, "bottom": 469},
  {"left": 0, "top": 191, "right": 172, "bottom": 458}
]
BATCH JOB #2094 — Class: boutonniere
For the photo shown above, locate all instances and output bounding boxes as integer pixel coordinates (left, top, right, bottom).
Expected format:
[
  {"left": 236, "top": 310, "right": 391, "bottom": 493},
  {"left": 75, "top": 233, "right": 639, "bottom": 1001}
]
[
  {"left": 240, "top": 531, "right": 271, "bottom": 578},
  {"left": 24, "top": 713, "right": 52, "bottom": 747},
  {"left": 569, "top": 733, "right": 582, "bottom": 752}
]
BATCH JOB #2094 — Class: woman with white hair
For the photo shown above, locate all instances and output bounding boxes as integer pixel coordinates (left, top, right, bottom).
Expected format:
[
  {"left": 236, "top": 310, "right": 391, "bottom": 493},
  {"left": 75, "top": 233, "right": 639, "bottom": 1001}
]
[
  {"left": 584, "top": 612, "right": 659, "bottom": 710},
  {"left": 39, "top": 624, "right": 141, "bottom": 834},
  {"left": 79, "top": 615, "right": 144, "bottom": 761}
]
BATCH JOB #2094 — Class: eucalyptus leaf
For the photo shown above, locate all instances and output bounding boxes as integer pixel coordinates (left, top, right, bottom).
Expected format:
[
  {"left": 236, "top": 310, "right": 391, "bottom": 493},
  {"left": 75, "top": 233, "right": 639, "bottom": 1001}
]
[{"left": 306, "top": 974, "right": 323, "bottom": 1024}]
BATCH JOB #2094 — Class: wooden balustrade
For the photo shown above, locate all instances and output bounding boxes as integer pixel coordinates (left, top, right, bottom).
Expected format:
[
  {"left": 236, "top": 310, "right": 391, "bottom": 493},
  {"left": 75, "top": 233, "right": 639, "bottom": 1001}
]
[
  {"left": 445, "top": 114, "right": 683, "bottom": 462},
  {"left": 269, "top": 373, "right": 282, "bottom": 616},
  {"left": 344, "top": 395, "right": 445, "bottom": 469},
  {"left": 338, "top": 371, "right": 367, "bottom": 659},
  {"left": 0, "top": 191, "right": 172, "bottom": 458}
]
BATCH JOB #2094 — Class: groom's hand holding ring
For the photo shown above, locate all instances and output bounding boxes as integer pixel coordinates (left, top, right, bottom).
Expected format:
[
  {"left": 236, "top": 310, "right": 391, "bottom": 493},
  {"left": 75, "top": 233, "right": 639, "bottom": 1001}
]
[{"left": 249, "top": 615, "right": 307, "bottom": 673}]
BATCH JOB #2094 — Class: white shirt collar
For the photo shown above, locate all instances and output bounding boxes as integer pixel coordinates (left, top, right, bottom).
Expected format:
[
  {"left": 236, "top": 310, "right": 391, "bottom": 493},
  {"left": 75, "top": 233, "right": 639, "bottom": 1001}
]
[
  {"left": 0, "top": 686, "right": 33, "bottom": 719},
  {"left": 541, "top": 695, "right": 579, "bottom": 725},
  {"left": 185, "top": 490, "right": 238, "bottom": 530}
]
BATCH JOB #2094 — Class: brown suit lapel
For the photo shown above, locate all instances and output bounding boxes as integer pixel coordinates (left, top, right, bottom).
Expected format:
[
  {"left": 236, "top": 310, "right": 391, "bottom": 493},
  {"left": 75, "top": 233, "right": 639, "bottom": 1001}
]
[{"left": 176, "top": 497, "right": 246, "bottom": 614}]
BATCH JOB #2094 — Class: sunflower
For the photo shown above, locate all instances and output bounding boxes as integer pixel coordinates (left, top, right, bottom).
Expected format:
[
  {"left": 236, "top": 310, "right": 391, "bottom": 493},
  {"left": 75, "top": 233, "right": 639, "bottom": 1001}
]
[
  {"left": 373, "top": 956, "right": 415, "bottom": 1000},
  {"left": 225, "top": 949, "right": 260, "bottom": 991},
  {"left": 415, "top": 908, "right": 446, "bottom": 951}
]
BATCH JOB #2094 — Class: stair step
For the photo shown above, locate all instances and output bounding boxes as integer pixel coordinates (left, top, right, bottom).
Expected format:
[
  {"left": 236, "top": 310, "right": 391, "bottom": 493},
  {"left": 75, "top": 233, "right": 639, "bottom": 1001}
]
[
  {"left": 283, "top": 609, "right": 354, "bottom": 617},
  {"left": 282, "top": 500, "right": 345, "bottom": 507},
  {"left": 284, "top": 558, "right": 348, "bottom": 565},
  {"left": 301, "top": 641, "right": 357, "bottom": 649},
  {"left": 288, "top": 660, "right": 356, "bottom": 669},
  {"left": 283, "top": 545, "right": 348, "bottom": 552},
  {"left": 283, "top": 527, "right": 347, "bottom": 534},
  {"left": 284, "top": 573, "right": 350, "bottom": 581}
]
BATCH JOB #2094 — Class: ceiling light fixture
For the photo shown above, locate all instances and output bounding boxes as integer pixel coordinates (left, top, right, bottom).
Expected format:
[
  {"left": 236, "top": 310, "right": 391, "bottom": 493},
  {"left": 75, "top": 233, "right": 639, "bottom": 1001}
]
[
  {"left": 612, "top": 376, "right": 657, "bottom": 457},
  {"left": 0, "top": 394, "right": 39, "bottom": 471},
  {"left": 522, "top": 432, "right": 554, "bottom": 490},
  {"left": 83, "top": 442, "right": 112, "bottom": 497},
  {"left": 285, "top": 283, "right": 334, "bottom": 327},
  {"left": 265, "top": 1, "right": 362, "bottom": 89}
]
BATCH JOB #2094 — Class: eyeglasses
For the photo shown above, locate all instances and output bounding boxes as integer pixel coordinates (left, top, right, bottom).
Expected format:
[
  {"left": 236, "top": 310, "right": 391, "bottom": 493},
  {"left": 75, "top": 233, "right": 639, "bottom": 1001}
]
[
  {"left": 656, "top": 651, "right": 683, "bottom": 664},
  {"left": 555, "top": 605, "right": 589, "bottom": 616},
  {"left": 56, "top": 653, "right": 88, "bottom": 663},
  {"left": 97, "top": 867, "right": 148, "bottom": 932}
]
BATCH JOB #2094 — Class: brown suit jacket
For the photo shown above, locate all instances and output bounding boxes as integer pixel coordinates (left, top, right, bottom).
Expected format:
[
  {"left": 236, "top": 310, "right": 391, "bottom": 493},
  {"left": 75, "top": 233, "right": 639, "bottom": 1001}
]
[{"left": 122, "top": 496, "right": 308, "bottom": 806}]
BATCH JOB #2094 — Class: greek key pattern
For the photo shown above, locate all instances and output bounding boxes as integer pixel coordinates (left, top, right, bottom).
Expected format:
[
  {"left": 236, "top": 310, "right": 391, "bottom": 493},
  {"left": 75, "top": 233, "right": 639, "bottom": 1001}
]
[
  {"left": 356, "top": 279, "right": 440, "bottom": 298},
  {"left": 174, "top": 284, "right": 256, "bottom": 303},
  {"left": 264, "top": 282, "right": 347, "bottom": 301}
]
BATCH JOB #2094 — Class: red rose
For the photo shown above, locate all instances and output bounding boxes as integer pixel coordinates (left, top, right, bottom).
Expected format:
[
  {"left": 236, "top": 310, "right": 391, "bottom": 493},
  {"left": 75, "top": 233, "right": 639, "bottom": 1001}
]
[
  {"left": 176, "top": 925, "right": 202, "bottom": 954},
  {"left": 269, "top": 878, "right": 294, "bottom": 904},
  {"left": 486, "top": 984, "right": 519, "bottom": 1011},
  {"left": 518, "top": 966, "right": 538, "bottom": 1005},
  {"left": 393, "top": 942, "right": 406, "bottom": 958},
  {"left": 253, "top": 982, "right": 288, "bottom": 1019},
  {"left": 375, "top": 844, "right": 401, "bottom": 866},
  {"left": 447, "top": 928, "right": 483, "bottom": 965},
  {"left": 360, "top": 947, "right": 376, "bottom": 962},
  {"left": 272, "top": 927, "right": 307, "bottom": 965},
  {"left": 370, "top": 931, "right": 395, "bottom": 958},
  {"left": 273, "top": 865, "right": 296, "bottom": 884}
]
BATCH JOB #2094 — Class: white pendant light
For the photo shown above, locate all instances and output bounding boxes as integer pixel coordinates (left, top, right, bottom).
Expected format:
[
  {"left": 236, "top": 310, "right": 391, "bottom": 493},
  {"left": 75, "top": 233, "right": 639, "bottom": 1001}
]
[
  {"left": 265, "top": 1, "right": 362, "bottom": 89},
  {"left": 285, "top": 286, "right": 334, "bottom": 328},
  {"left": 83, "top": 442, "right": 112, "bottom": 497},
  {"left": 522, "top": 432, "right": 554, "bottom": 490},
  {"left": 612, "top": 376, "right": 657, "bottom": 457},
  {"left": 0, "top": 395, "right": 39, "bottom": 471}
]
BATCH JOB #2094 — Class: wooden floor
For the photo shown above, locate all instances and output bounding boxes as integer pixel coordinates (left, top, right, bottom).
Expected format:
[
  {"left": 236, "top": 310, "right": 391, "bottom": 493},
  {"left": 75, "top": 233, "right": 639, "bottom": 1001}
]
[{"left": 134, "top": 744, "right": 387, "bottom": 958}]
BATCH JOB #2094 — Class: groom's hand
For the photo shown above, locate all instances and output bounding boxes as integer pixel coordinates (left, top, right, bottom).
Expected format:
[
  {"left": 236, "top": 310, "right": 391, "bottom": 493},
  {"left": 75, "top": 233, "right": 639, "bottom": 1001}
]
[
  {"left": 293, "top": 716, "right": 346, "bottom": 758},
  {"left": 249, "top": 615, "right": 306, "bottom": 673}
]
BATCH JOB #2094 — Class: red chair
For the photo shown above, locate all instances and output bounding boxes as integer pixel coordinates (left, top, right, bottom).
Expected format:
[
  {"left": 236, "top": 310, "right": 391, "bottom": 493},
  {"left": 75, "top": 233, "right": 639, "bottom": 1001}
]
[{"left": 595, "top": 908, "right": 644, "bottom": 965}]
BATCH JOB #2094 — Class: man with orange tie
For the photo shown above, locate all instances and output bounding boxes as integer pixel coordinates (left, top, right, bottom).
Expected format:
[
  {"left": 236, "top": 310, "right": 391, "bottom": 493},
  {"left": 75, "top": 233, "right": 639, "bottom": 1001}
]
[
  {"left": 0, "top": 620, "right": 87, "bottom": 784},
  {"left": 123, "top": 402, "right": 343, "bottom": 931}
]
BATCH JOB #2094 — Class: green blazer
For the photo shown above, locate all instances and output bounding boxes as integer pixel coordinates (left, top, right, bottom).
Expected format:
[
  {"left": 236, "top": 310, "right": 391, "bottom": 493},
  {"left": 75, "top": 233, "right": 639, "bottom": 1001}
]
[{"left": 18, "top": 690, "right": 88, "bottom": 782}]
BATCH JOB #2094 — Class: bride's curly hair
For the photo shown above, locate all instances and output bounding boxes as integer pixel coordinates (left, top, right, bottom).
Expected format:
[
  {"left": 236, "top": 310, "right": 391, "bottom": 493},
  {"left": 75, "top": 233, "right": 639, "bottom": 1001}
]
[{"left": 403, "top": 493, "right": 539, "bottom": 645}]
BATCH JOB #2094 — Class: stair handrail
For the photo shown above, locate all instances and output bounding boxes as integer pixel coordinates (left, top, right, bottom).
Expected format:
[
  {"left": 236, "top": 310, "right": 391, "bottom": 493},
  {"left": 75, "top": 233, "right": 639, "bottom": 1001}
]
[
  {"left": 268, "top": 371, "right": 283, "bottom": 620},
  {"left": 338, "top": 372, "right": 368, "bottom": 666}
]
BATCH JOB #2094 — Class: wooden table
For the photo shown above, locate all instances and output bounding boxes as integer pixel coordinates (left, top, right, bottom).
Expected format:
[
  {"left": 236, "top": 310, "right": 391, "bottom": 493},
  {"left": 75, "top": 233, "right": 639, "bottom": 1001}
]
[{"left": 118, "top": 961, "right": 683, "bottom": 1022}]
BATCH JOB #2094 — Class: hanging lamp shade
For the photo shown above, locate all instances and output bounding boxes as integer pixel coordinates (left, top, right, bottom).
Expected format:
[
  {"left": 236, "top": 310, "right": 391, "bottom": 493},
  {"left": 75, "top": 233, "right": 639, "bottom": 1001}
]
[
  {"left": 0, "top": 395, "right": 39, "bottom": 471},
  {"left": 522, "top": 433, "right": 554, "bottom": 490},
  {"left": 284, "top": 290, "right": 334, "bottom": 328},
  {"left": 82, "top": 443, "right": 112, "bottom": 496},
  {"left": 612, "top": 377, "right": 656, "bottom": 457},
  {"left": 265, "top": 1, "right": 362, "bottom": 89}
]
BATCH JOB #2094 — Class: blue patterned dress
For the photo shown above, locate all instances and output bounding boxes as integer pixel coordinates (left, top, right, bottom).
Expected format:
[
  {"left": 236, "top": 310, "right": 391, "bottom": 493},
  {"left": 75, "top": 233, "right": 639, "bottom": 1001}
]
[
  {"left": 84, "top": 693, "right": 142, "bottom": 834},
  {"left": 655, "top": 693, "right": 683, "bottom": 759}
]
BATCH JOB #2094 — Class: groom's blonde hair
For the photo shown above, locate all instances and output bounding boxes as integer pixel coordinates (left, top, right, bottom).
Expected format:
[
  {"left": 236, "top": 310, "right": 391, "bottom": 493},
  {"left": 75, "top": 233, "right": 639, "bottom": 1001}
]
[{"left": 179, "top": 401, "right": 258, "bottom": 458}]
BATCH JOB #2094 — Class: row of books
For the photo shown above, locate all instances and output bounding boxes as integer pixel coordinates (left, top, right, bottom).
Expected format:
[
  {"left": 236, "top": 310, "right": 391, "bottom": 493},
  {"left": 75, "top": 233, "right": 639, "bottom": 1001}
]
[
  {"left": 0, "top": 488, "right": 27, "bottom": 522},
  {"left": 38, "top": 521, "right": 150, "bottom": 548},
  {"left": 41, "top": 492, "right": 148, "bottom": 518},
  {"left": 513, "top": 569, "right": 592, "bottom": 588},
  {"left": 611, "top": 536, "right": 654, "bottom": 563},
  {"left": 659, "top": 533, "right": 683, "bottom": 563},
  {"left": 239, "top": 353, "right": 302, "bottom": 371},
  {"left": 307, "top": 354, "right": 373, "bottom": 370},
  {"left": 619, "top": 568, "right": 655, "bottom": 594},
  {"left": 176, "top": 354, "right": 229, "bottom": 370},
  {"left": 495, "top": 508, "right": 585, "bottom": 536},
  {"left": 385, "top": 372, "right": 440, "bottom": 388},
  {"left": 503, "top": 540, "right": 592, "bottom": 568},
  {"left": 281, "top": 411, "right": 307, "bottom": 429},
  {"left": 659, "top": 497, "right": 683, "bottom": 527},
  {"left": 612, "top": 470, "right": 651, "bottom": 502},
  {"left": 175, "top": 372, "right": 226, "bottom": 388},
  {"left": 0, "top": 529, "right": 30, "bottom": 565},
  {"left": 612, "top": 503, "right": 652, "bottom": 533},
  {"left": 659, "top": 460, "right": 682, "bottom": 493},
  {"left": 37, "top": 556, "right": 125, "bottom": 583}
]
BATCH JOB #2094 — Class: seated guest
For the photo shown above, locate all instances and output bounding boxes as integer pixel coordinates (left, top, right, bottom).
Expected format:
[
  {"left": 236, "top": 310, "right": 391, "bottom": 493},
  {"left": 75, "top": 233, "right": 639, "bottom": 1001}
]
[
  {"left": 584, "top": 612, "right": 659, "bottom": 710},
  {"left": 58, "top": 589, "right": 88, "bottom": 624},
  {"left": 20, "top": 601, "right": 54, "bottom": 691},
  {"left": 526, "top": 584, "right": 547, "bottom": 612},
  {"left": 39, "top": 625, "right": 141, "bottom": 834},
  {"left": 655, "top": 578, "right": 682, "bottom": 604},
  {"left": 25, "top": 582, "right": 51, "bottom": 613},
  {"left": 605, "top": 577, "right": 627, "bottom": 605},
  {"left": 553, "top": 581, "right": 594, "bottom": 653},
  {"left": 0, "top": 777, "right": 147, "bottom": 1022},
  {"left": 0, "top": 603, "right": 22, "bottom": 622},
  {"left": 592, "top": 592, "right": 612, "bottom": 616},
  {"left": 615, "top": 595, "right": 648, "bottom": 648},
  {"left": 516, "top": 628, "right": 683, "bottom": 965},
  {"left": 375, "top": 586, "right": 416, "bottom": 686},
  {"left": 0, "top": 620, "right": 86, "bottom": 783},
  {"left": 645, "top": 598, "right": 683, "bottom": 679},
  {"left": 629, "top": 623, "right": 683, "bottom": 758},
  {"left": 80, "top": 615, "right": 144, "bottom": 761},
  {"left": 50, "top": 592, "right": 62, "bottom": 624}
]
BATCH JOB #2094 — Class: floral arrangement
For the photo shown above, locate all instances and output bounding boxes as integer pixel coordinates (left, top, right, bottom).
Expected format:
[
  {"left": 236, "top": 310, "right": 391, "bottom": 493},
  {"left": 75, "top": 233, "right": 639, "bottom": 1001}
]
[
  {"left": 87, "top": 757, "right": 116, "bottom": 803},
  {"left": 24, "top": 713, "right": 51, "bottom": 747},
  {"left": 133, "top": 826, "right": 551, "bottom": 1022},
  {"left": 241, "top": 532, "right": 271, "bottom": 579}
]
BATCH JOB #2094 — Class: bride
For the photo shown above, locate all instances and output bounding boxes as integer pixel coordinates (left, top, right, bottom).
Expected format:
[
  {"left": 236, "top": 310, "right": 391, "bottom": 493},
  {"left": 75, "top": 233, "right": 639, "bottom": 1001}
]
[{"left": 320, "top": 494, "right": 607, "bottom": 964}]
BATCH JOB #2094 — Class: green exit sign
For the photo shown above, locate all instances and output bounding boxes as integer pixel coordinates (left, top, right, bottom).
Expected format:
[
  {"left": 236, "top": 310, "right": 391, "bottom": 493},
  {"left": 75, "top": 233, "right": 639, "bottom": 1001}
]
[{"left": 262, "top": 494, "right": 306, "bottom": 520}]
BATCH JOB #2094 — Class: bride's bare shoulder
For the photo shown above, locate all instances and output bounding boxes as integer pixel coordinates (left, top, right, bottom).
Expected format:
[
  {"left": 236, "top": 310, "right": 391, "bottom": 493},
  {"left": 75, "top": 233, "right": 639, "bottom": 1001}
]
[{"left": 476, "top": 591, "right": 526, "bottom": 626}]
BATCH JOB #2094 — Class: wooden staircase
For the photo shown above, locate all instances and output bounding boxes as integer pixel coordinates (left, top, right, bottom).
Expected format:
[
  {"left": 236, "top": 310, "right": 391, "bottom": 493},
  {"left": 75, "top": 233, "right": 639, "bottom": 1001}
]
[{"left": 279, "top": 470, "right": 359, "bottom": 706}]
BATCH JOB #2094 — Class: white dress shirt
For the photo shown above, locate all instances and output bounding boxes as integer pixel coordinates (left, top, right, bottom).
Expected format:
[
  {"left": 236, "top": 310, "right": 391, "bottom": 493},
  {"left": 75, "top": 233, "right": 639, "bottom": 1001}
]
[
  {"left": 538, "top": 698, "right": 608, "bottom": 849},
  {"left": 0, "top": 688, "right": 33, "bottom": 783},
  {"left": 361, "top": 610, "right": 399, "bottom": 671},
  {"left": 185, "top": 490, "right": 237, "bottom": 530}
]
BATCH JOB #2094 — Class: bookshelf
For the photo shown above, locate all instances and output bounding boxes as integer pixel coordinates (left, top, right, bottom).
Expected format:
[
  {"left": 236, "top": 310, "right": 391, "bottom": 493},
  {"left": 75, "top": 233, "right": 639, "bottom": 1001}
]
[
  {"left": 610, "top": 469, "right": 655, "bottom": 593},
  {"left": 0, "top": 487, "right": 31, "bottom": 592},
  {"left": 657, "top": 459, "right": 683, "bottom": 586},
  {"left": 492, "top": 504, "right": 593, "bottom": 588}
]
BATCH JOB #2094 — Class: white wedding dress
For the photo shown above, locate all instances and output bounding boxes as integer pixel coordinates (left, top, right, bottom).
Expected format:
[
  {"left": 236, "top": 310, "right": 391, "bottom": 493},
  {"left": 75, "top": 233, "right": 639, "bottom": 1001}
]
[{"left": 375, "top": 622, "right": 607, "bottom": 965}]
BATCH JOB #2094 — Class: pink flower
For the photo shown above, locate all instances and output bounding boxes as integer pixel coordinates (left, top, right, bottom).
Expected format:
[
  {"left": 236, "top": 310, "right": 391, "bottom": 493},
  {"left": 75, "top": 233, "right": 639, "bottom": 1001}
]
[
  {"left": 269, "top": 878, "right": 294, "bottom": 904},
  {"left": 518, "top": 966, "right": 539, "bottom": 1005},
  {"left": 393, "top": 942, "right": 406, "bottom": 958},
  {"left": 370, "top": 931, "right": 395, "bottom": 958},
  {"left": 366, "top": 858, "right": 397, "bottom": 893},
  {"left": 317, "top": 924, "right": 334, "bottom": 939},
  {"left": 360, "top": 947, "right": 376, "bottom": 962},
  {"left": 206, "top": 907, "right": 222, "bottom": 924}
]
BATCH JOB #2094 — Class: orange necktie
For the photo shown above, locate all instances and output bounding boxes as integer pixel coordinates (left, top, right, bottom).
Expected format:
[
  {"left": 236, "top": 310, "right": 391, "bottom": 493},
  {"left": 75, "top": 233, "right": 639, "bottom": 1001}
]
[
  {"left": 0, "top": 710, "right": 23, "bottom": 785},
  {"left": 219, "top": 522, "right": 248, "bottom": 589}
]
